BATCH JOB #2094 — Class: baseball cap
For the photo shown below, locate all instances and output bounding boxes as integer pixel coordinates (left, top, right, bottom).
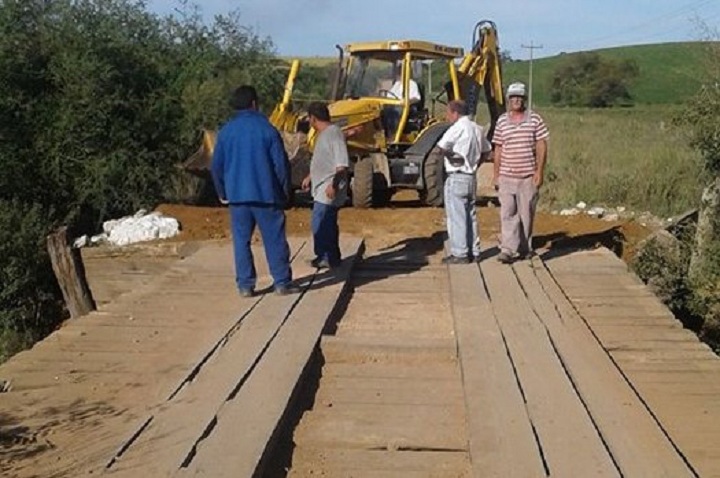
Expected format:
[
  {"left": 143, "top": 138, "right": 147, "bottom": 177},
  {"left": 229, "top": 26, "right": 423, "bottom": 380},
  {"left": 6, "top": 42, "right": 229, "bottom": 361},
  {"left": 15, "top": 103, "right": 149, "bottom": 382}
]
[{"left": 507, "top": 82, "right": 526, "bottom": 98}]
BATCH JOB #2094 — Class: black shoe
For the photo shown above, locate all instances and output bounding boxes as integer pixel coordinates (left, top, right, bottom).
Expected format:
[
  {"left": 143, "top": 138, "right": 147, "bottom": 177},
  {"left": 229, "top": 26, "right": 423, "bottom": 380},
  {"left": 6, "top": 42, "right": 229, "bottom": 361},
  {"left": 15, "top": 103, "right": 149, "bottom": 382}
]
[
  {"left": 274, "top": 283, "right": 301, "bottom": 296},
  {"left": 238, "top": 287, "right": 255, "bottom": 298},
  {"left": 441, "top": 255, "right": 469, "bottom": 265}
]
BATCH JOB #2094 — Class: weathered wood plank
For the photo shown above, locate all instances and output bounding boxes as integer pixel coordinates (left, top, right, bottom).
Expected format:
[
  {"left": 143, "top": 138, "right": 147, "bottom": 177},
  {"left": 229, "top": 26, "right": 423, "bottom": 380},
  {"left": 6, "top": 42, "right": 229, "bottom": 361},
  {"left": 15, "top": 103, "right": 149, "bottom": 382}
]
[
  {"left": 105, "top": 246, "right": 320, "bottom": 476},
  {"left": 177, "top": 238, "right": 363, "bottom": 478},
  {"left": 480, "top": 257, "right": 620, "bottom": 477},
  {"left": 448, "top": 260, "right": 546, "bottom": 478},
  {"left": 516, "top": 259, "right": 695, "bottom": 477}
]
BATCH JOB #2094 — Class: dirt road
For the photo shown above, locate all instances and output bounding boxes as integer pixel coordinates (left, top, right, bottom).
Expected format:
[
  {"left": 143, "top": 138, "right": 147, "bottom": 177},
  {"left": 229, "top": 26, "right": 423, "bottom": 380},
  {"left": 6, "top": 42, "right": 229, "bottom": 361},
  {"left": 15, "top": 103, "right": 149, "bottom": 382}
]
[{"left": 157, "top": 191, "right": 651, "bottom": 262}]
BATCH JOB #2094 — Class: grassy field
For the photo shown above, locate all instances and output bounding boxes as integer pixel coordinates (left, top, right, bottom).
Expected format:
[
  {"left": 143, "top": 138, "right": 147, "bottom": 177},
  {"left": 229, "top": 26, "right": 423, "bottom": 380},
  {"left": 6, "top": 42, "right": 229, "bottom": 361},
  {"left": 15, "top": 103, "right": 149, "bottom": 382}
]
[
  {"left": 475, "top": 105, "right": 705, "bottom": 218},
  {"left": 503, "top": 42, "right": 711, "bottom": 106}
]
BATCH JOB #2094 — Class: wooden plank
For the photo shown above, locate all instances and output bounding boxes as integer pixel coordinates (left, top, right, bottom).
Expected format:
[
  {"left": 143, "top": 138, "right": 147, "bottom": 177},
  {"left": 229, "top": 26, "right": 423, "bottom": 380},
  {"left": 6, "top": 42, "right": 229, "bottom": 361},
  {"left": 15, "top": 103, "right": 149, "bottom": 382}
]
[
  {"left": 479, "top": 258, "right": 620, "bottom": 477},
  {"left": 320, "top": 335, "right": 457, "bottom": 364},
  {"left": 105, "top": 250, "right": 320, "bottom": 476},
  {"left": 321, "top": 362, "right": 458, "bottom": 380},
  {"left": 588, "top": 319, "right": 683, "bottom": 329},
  {"left": 177, "top": 238, "right": 363, "bottom": 478},
  {"left": 314, "top": 377, "right": 464, "bottom": 406},
  {"left": 448, "top": 261, "right": 545, "bottom": 478},
  {"left": 515, "top": 259, "right": 695, "bottom": 477},
  {"left": 0, "top": 240, "right": 307, "bottom": 478},
  {"left": 546, "top": 248, "right": 720, "bottom": 478},
  {"left": 288, "top": 448, "right": 470, "bottom": 477},
  {"left": 291, "top": 403, "right": 467, "bottom": 451}
]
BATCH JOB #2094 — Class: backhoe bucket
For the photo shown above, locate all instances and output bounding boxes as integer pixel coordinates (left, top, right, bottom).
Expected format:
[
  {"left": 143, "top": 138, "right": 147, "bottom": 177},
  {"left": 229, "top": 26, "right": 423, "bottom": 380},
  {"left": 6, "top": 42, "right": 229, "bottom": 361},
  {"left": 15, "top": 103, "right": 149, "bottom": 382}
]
[{"left": 180, "top": 130, "right": 216, "bottom": 178}]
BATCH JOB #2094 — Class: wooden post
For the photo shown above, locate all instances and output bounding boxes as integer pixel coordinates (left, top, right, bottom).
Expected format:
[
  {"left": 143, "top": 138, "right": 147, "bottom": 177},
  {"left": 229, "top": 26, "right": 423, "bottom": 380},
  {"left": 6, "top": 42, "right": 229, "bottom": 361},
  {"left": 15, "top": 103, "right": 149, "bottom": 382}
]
[
  {"left": 689, "top": 176, "right": 720, "bottom": 285},
  {"left": 47, "top": 227, "right": 96, "bottom": 318}
]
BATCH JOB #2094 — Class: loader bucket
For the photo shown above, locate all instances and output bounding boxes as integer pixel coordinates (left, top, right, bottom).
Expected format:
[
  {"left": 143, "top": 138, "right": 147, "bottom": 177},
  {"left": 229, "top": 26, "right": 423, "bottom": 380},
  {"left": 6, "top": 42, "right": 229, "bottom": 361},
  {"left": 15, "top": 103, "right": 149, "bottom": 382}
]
[
  {"left": 179, "top": 127, "right": 310, "bottom": 189},
  {"left": 180, "top": 129, "right": 216, "bottom": 178}
]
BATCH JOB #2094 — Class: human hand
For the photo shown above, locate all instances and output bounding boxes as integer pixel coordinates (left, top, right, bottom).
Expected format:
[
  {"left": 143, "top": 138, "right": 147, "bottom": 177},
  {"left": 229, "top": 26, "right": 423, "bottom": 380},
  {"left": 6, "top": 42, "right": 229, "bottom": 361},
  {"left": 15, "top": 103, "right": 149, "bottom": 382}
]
[
  {"left": 325, "top": 182, "right": 336, "bottom": 200},
  {"left": 301, "top": 176, "right": 311, "bottom": 191},
  {"left": 533, "top": 171, "right": 544, "bottom": 188}
]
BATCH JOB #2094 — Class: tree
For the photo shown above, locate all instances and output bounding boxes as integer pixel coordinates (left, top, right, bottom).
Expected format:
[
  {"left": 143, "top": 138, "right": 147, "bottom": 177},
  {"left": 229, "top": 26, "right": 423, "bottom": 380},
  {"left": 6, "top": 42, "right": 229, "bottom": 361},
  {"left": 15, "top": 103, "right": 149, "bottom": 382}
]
[
  {"left": 673, "top": 32, "right": 720, "bottom": 349},
  {"left": 0, "top": 0, "right": 282, "bottom": 360},
  {"left": 550, "top": 52, "right": 639, "bottom": 107}
]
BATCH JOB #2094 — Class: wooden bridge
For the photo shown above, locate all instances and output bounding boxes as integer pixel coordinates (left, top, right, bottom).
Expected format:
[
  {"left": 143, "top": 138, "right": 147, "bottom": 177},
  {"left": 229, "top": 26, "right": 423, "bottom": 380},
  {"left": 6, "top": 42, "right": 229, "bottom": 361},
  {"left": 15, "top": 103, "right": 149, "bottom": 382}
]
[{"left": 0, "top": 235, "right": 718, "bottom": 477}]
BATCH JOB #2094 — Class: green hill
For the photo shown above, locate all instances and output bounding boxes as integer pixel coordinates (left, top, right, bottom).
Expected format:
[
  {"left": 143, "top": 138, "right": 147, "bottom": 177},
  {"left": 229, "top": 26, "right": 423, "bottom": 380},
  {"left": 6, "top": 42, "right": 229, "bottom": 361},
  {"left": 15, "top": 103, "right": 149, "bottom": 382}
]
[
  {"left": 502, "top": 42, "right": 712, "bottom": 106},
  {"left": 288, "top": 42, "right": 713, "bottom": 106}
]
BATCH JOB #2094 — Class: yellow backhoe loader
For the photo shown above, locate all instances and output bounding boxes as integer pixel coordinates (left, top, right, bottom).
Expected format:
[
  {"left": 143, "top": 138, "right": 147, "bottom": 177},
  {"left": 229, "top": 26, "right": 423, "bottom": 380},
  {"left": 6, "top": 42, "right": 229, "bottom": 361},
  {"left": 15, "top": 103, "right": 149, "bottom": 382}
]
[{"left": 183, "top": 20, "right": 504, "bottom": 208}]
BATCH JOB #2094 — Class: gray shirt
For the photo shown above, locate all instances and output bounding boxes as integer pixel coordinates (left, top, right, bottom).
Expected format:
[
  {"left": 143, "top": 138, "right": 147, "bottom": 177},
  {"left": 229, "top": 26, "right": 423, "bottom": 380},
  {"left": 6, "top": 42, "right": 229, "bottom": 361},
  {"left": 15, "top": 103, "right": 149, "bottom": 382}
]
[{"left": 310, "top": 124, "right": 349, "bottom": 206}]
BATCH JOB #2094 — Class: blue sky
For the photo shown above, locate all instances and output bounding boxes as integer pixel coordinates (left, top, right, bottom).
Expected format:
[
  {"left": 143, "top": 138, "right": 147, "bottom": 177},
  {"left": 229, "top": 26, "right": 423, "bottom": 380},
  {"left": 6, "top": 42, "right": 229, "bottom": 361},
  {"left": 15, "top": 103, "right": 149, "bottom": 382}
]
[{"left": 146, "top": 0, "right": 720, "bottom": 59}]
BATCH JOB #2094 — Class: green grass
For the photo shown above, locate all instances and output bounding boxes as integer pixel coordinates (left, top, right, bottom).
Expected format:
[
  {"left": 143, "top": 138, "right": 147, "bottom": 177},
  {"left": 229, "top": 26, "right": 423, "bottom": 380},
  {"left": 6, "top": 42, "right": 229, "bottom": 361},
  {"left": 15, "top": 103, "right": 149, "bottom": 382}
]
[
  {"left": 531, "top": 105, "right": 705, "bottom": 217},
  {"left": 503, "top": 42, "right": 713, "bottom": 106}
]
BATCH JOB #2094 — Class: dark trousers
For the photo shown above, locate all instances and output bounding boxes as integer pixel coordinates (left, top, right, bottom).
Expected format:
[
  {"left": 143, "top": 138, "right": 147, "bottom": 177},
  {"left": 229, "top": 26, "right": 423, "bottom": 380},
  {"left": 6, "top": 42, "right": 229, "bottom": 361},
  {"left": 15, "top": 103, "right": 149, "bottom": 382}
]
[
  {"left": 230, "top": 205, "right": 292, "bottom": 290},
  {"left": 311, "top": 201, "right": 341, "bottom": 266}
]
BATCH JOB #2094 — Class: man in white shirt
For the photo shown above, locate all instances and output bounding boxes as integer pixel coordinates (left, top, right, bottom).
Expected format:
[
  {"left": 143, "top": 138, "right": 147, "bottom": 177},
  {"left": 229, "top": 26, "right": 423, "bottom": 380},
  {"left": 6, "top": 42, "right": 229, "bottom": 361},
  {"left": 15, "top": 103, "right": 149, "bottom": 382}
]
[
  {"left": 382, "top": 73, "right": 422, "bottom": 137},
  {"left": 387, "top": 76, "right": 421, "bottom": 103},
  {"left": 436, "top": 100, "right": 491, "bottom": 264}
]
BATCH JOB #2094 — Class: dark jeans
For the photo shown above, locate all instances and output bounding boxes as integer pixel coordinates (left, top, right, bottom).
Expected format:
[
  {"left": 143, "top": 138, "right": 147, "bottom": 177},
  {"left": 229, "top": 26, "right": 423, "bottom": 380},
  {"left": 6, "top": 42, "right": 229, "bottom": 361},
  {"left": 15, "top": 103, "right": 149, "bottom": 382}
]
[
  {"left": 312, "top": 201, "right": 341, "bottom": 266},
  {"left": 230, "top": 204, "right": 292, "bottom": 290},
  {"left": 382, "top": 106, "right": 402, "bottom": 137}
]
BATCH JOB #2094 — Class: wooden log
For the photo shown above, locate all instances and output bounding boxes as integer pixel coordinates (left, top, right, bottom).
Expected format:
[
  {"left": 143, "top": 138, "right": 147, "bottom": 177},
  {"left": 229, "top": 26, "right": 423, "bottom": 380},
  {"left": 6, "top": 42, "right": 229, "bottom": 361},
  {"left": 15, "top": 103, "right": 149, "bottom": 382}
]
[{"left": 47, "top": 227, "right": 95, "bottom": 318}]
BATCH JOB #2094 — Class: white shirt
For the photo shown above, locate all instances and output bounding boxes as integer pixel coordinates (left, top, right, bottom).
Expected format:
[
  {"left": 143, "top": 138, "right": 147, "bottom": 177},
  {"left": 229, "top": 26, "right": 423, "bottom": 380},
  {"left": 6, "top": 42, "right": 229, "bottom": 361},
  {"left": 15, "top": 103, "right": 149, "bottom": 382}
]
[
  {"left": 436, "top": 116, "right": 491, "bottom": 174},
  {"left": 388, "top": 79, "right": 421, "bottom": 102}
]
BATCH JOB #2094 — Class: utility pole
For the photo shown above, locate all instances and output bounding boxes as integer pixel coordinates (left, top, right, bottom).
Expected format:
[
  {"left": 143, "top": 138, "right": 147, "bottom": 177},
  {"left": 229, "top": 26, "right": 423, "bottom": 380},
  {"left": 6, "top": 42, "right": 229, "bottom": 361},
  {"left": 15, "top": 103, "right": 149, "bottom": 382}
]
[{"left": 521, "top": 42, "right": 543, "bottom": 112}]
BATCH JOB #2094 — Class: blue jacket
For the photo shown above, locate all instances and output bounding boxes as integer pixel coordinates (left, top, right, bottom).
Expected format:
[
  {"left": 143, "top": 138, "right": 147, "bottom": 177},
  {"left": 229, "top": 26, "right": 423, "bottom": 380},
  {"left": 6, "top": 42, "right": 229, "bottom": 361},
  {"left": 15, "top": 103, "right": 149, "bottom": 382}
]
[{"left": 211, "top": 110, "right": 290, "bottom": 206}]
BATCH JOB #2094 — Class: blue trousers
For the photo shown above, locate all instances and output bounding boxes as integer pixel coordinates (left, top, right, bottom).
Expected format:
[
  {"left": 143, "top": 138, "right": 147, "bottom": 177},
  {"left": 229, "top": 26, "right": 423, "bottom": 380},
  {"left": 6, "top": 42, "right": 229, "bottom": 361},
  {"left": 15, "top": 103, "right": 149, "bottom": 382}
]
[
  {"left": 444, "top": 173, "right": 480, "bottom": 258},
  {"left": 230, "top": 205, "right": 292, "bottom": 290},
  {"left": 312, "top": 201, "right": 341, "bottom": 266}
]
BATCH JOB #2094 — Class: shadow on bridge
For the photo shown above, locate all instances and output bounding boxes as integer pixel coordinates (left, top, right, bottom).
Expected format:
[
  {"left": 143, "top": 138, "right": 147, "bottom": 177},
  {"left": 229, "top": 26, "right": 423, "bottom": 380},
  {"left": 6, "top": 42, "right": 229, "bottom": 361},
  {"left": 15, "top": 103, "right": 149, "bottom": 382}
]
[{"left": 535, "top": 225, "right": 625, "bottom": 261}]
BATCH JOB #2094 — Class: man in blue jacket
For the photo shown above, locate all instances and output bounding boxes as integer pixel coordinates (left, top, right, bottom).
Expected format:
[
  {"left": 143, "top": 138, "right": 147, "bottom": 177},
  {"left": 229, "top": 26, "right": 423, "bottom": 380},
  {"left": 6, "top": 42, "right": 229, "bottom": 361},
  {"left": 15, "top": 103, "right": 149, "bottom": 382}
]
[{"left": 211, "top": 85, "right": 299, "bottom": 297}]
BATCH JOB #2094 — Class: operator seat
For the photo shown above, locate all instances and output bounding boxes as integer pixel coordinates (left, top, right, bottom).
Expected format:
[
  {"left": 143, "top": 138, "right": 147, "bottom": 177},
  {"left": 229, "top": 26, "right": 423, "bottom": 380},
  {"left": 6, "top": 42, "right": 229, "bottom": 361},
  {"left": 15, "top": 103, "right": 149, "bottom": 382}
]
[{"left": 404, "top": 81, "right": 428, "bottom": 133}]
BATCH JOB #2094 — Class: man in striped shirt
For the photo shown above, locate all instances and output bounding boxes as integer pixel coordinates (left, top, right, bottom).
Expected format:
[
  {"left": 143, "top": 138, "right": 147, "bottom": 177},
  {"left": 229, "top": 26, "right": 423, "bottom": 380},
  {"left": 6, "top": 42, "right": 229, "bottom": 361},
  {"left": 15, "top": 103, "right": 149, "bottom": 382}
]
[{"left": 492, "top": 82, "right": 549, "bottom": 264}]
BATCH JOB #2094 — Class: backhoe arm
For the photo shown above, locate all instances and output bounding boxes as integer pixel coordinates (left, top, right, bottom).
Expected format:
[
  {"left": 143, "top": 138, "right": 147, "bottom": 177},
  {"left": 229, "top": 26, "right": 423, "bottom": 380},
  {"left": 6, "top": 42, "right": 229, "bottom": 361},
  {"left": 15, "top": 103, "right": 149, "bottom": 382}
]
[{"left": 456, "top": 20, "right": 505, "bottom": 140}]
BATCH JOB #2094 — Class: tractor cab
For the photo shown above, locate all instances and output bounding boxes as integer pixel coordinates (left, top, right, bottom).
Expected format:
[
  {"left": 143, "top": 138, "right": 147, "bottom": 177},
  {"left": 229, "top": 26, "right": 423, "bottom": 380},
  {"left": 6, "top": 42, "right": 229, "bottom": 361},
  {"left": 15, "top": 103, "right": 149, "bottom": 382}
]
[{"left": 330, "top": 40, "right": 465, "bottom": 155}]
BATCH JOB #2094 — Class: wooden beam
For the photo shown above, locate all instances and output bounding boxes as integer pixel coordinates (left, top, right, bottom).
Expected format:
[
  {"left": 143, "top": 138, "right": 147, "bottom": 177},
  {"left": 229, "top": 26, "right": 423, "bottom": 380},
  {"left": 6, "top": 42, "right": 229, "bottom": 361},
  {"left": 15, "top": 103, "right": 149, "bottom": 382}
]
[{"left": 47, "top": 227, "right": 95, "bottom": 318}]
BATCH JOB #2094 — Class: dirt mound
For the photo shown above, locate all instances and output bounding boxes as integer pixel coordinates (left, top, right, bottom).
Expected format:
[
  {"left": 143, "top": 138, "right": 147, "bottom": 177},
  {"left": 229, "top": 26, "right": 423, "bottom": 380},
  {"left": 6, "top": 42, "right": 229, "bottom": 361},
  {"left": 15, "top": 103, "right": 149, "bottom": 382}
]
[{"left": 156, "top": 192, "right": 652, "bottom": 262}]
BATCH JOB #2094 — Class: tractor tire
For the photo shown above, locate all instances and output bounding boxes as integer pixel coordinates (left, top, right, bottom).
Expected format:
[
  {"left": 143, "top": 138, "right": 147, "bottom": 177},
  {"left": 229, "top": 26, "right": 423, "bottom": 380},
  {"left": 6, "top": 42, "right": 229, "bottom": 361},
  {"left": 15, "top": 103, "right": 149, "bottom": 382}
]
[
  {"left": 352, "top": 156, "right": 374, "bottom": 208},
  {"left": 419, "top": 149, "right": 445, "bottom": 207}
]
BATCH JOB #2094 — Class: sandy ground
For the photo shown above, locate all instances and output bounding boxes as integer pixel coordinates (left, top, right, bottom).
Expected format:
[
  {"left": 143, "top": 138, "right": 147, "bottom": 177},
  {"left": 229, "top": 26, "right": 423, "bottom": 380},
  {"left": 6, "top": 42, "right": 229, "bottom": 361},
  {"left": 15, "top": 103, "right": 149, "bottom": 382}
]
[{"left": 157, "top": 191, "right": 652, "bottom": 262}]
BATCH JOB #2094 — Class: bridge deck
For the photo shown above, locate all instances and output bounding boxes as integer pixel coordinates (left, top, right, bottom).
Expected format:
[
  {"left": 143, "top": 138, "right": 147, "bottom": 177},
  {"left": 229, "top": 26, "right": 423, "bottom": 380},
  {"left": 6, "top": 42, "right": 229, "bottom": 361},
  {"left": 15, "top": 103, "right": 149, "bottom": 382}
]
[{"left": 0, "top": 239, "right": 718, "bottom": 477}]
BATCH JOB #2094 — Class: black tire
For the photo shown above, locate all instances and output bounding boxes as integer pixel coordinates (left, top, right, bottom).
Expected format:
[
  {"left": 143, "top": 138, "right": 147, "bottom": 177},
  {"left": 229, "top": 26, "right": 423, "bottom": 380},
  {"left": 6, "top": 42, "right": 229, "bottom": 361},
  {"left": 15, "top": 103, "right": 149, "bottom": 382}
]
[
  {"left": 419, "top": 148, "right": 445, "bottom": 207},
  {"left": 351, "top": 156, "right": 373, "bottom": 208},
  {"left": 372, "top": 172, "right": 393, "bottom": 207}
]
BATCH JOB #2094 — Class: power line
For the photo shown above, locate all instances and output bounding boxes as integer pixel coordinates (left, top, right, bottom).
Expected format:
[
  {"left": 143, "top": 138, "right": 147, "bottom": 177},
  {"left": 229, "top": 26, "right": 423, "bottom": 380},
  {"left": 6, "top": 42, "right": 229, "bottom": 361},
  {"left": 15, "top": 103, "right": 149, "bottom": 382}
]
[{"left": 521, "top": 42, "right": 543, "bottom": 112}]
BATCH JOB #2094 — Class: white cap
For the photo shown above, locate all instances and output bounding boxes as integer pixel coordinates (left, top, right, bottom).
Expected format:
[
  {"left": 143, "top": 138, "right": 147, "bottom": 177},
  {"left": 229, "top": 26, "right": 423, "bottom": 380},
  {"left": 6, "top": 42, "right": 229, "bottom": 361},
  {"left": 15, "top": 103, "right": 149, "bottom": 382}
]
[{"left": 507, "top": 82, "right": 526, "bottom": 98}]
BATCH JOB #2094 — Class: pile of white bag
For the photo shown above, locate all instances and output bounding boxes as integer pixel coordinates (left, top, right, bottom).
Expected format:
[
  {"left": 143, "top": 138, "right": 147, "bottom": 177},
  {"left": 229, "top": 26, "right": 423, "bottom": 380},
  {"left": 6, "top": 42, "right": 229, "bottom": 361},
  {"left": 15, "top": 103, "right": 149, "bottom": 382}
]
[{"left": 74, "top": 209, "right": 180, "bottom": 247}]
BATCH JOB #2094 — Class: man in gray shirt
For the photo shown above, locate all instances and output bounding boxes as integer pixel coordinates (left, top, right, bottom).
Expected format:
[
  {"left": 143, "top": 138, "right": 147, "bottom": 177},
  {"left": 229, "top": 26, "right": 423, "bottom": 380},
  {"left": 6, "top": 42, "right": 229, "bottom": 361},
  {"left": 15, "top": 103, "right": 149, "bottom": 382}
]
[{"left": 301, "top": 102, "right": 349, "bottom": 269}]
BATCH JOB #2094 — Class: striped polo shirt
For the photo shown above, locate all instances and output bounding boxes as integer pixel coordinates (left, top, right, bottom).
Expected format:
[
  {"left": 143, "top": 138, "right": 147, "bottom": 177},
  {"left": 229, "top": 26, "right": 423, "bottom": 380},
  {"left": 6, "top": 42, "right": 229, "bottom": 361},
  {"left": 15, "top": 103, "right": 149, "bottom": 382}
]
[{"left": 493, "top": 111, "right": 549, "bottom": 178}]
